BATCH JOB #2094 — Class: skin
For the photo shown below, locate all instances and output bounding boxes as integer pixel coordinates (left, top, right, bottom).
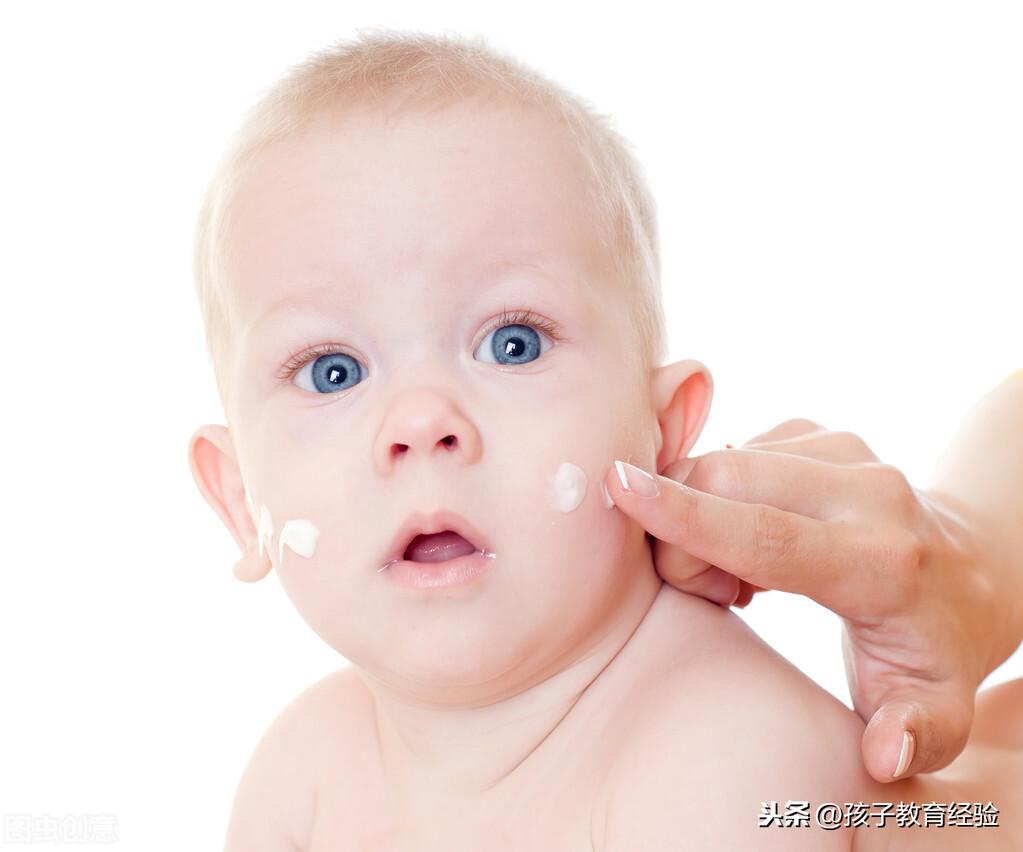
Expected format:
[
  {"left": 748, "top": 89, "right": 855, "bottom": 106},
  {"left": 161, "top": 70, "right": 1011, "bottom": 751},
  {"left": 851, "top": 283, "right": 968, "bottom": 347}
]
[
  {"left": 605, "top": 372, "right": 1023, "bottom": 785},
  {"left": 191, "top": 94, "right": 675, "bottom": 713},
  {"left": 189, "top": 96, "right": 1022, "bottom": 848},
  {"left": 188, "top": 95, "right": 709, "bottom": 844}
]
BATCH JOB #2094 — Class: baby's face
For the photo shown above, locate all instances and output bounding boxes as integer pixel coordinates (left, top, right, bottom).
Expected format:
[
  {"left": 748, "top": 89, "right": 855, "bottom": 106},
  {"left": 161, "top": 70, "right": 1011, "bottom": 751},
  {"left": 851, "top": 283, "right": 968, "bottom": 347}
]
[{"left": 220, "top": 98, "right": 659, "bottom": 699}]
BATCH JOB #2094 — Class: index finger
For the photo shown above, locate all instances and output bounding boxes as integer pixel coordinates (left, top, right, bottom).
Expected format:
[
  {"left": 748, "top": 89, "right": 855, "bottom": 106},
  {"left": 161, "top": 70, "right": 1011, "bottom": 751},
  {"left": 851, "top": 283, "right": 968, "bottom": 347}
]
[{"left": 607, "top": 461, "right": 879, "bottom": 616}]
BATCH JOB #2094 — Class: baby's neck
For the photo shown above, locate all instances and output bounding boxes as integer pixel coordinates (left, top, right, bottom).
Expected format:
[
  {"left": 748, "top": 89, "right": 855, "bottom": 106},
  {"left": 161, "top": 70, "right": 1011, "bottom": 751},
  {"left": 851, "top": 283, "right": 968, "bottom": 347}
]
[{"left": 354, "top": 560, "right": 663, "bottom": 805}]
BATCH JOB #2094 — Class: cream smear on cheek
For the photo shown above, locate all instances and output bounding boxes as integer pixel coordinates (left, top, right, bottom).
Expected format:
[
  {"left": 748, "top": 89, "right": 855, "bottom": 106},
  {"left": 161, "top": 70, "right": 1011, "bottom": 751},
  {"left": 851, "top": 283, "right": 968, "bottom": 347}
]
[
  {"left": 546, "top": 462, "right": 616, "bottom": 513},
  {"left": 242, "top": 462, "right": 608, "bottom": 571},
  {"left": 277, "top": 520, "right": 320, "bottom": 564},
  {"left": 244, "top": 487, "right": 320, "bottom": 566}
]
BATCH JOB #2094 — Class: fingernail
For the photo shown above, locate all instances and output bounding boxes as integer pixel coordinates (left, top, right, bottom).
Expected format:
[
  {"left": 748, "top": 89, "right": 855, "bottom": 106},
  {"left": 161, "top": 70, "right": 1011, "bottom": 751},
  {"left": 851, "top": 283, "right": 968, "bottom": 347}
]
[
  {"left": 892, "top": 729, "right": 915, "bottom": 779},
  {"left": 599, "top": 478, "right": 616, "bottom": 509},
  {"left": 614, "top": 460, "right": 660, "bottom": 498},
  {"left": 724, "top": 443, "right": 735, "bottom": 449}
]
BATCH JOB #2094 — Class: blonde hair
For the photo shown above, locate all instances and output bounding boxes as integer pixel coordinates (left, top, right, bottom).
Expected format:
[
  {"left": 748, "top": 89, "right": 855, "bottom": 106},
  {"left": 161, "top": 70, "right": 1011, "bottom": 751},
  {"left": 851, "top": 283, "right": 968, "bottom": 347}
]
[{"left": 193, "top": 28, "right": 667, "bottom": 402}]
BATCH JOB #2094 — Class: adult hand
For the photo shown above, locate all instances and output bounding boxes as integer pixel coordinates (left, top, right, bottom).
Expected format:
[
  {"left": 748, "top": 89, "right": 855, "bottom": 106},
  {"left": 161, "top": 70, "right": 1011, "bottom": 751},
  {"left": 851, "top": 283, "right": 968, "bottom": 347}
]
[{"left": 604, "top": 419, "right": 1000, "bottom": 784}]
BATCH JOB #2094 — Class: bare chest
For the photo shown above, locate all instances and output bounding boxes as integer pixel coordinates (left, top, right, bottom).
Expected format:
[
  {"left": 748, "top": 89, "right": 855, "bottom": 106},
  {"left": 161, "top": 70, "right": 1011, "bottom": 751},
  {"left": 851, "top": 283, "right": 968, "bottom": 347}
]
[{"left": 305, "top": 747, "right": 604, "bottom": 852}]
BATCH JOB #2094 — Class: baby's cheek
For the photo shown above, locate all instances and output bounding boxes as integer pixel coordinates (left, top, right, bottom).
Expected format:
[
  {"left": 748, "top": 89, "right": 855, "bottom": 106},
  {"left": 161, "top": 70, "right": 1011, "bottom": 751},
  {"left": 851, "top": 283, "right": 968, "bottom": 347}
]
[
  {"left": 545, "top": 462, "right": 589, "bottom": 513},
  {"left": 263, "top": 497, "right": 365, "bottom": 630},
  {"left": 535, "top": 457, "right": 626, "bottom": 564},
  {"left": 273, "top": 538, "right": 369, "bottom": 655}
]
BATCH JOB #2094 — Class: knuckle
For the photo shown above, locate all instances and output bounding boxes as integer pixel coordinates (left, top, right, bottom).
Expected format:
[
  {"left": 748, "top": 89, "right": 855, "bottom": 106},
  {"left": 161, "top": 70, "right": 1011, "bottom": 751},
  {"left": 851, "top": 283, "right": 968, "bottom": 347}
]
[
  {"left": 751, "top": 503, "right": 797, "bottom": 565},
  {"left": 895, "top": 531, "right": 925, "bottom": 574},
  {"left": 861, "top": 463, "right": 916, "bottom": 518},
  {"left": 776, "top": 418, "right": 826, "bottom": 439},
  {"left": 874, "top": 462, "right": 913, "bottom": 496},
  {"left": 783, "top": 417, "right": 824, "bottom": 433},
  {"left": 702, "top": 449, "right": 747, "bottom": 495},
  {"left": 670, "top": 483, "right": 702, "bottom": 540},
  {"left": 885, "top": 531, "right": 925, "bottom": 595},
  {"left": 882, "top": 466, "right": 922, "bottom": 522},
  {"left": 831, "top": 430, "right": 876, "bottom": 460},
  {"left": 913, "top": 712, "right": 952, "bottom": 770},
  {"left": 749, "top": 418, "right": 823, "bottom": 444}
]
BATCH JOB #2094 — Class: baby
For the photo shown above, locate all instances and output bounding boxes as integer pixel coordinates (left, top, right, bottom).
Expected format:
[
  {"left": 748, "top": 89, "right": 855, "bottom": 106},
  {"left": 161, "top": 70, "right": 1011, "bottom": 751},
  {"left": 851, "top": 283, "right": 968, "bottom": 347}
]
[{"left": 187, "top": 30, "right": 961, "bottom": 851}]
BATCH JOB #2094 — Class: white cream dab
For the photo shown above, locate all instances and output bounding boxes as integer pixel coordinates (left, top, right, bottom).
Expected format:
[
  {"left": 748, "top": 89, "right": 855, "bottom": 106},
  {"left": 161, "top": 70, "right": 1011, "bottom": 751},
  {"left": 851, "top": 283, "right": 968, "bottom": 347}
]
[
  {"left": 244, "top": 486, "right": 319, "bottom": 566},
  {"left": 278, "top": 519, "right": 320, "bottom": 564},
  {"left": 256, "top": 505, "right": 274, "bottom": 560},
  {"left": 547, "top": 462, "right": 588, "bottom": 513}
]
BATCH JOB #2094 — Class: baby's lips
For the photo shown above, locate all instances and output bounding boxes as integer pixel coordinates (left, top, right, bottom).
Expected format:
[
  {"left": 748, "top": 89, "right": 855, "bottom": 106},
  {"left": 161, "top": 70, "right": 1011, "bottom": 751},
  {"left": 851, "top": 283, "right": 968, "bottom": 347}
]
[
  {"left": 404, "top": 530, "right": 478, "bottom": 563},
  {"left": 382, "top": 508, "right": 488, "bottom": 567}
]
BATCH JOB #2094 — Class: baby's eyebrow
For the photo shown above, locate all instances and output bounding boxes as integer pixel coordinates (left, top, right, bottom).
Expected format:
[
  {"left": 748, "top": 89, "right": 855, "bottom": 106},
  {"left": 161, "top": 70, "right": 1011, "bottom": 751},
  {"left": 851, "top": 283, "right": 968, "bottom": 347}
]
[
  {"left": 242, "top": 284, "right": 351, "bottom": 341},
  {"left": 243, "top": 258, "right": 579, "bottom": 348},
  {"left": 248, "top": 285, "right": 345, "bottom": 333}
]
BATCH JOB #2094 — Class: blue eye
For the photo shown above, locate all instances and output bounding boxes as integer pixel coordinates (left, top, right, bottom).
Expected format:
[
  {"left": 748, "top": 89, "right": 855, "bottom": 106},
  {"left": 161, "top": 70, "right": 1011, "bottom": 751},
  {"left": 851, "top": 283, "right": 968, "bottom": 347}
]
[
  {"left": 281, "top": 310, "right": 563, "bottom": 394},
  {"left": 474, "top": 323, "right": 551, "bottom": 366},
  {"left": 294, "top": 351, "right": 363, "bottom": 394}
]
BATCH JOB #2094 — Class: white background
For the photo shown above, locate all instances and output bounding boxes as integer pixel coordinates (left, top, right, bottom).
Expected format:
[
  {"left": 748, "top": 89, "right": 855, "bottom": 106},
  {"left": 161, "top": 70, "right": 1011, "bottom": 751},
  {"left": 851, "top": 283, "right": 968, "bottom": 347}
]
[{"left": 2, "top": 2, "right": 1020, "bottom": 849}]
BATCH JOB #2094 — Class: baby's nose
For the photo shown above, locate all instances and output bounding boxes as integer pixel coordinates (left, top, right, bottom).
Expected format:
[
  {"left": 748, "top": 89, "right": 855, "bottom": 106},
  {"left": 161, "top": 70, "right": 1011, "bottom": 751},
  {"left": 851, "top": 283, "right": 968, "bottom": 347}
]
[{"left": 372, "top": 387, "right": 482, "bottom": 474}]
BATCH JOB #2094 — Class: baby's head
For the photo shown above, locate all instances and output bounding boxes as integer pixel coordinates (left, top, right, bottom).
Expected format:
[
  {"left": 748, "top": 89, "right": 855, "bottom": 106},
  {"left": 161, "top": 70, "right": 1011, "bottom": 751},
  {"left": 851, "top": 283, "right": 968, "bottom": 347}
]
[{"left": 188, "top": 30, "right": 712, "bottom": 703}]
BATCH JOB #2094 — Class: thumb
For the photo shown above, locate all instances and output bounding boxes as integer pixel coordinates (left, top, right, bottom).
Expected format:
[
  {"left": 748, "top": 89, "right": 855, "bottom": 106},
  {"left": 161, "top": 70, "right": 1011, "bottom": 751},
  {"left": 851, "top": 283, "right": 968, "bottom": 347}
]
[
  {"left": 861, "top": 688, "right": 974, "bottom": 783},
  {"left": 651, "top": 538, "right": 739, "bottom": 606}
]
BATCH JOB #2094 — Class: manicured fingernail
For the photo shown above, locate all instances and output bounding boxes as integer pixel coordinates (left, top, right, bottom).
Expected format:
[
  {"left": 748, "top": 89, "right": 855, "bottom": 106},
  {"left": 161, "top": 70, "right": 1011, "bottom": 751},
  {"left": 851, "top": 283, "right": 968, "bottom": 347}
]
[
  {"left": 614, "top": 460, "right": 660, "bottom": 498},
  {"left": 599, "top": 478, "right": 616, "bottom": 509},
  {"left": 892, "top": 729, "right": 915, "bottom": 778}
]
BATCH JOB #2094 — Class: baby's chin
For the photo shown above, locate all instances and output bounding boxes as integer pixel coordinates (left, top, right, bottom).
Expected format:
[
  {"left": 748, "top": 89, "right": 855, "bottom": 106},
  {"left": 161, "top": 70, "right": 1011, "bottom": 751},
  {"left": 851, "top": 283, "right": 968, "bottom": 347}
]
[
  {"left": 344, "top": 619, "right": 561, "bottom": 705},
  {"left": 277, "top": 488, "right": 632, "bottom": 697},
  {"left": 319, "top": 569, "right": 614, "bottom": 703}
]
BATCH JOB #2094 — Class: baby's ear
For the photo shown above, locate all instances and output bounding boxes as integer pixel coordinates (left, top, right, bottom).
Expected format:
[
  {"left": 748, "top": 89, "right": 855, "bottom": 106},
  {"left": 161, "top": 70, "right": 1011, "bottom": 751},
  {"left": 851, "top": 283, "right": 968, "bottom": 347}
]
[
  {"left": 187, "top": 424, "right": 271, "bottom": 582},
  {"left": 649, "top": 359, "right": 713, "bottom": 473}
]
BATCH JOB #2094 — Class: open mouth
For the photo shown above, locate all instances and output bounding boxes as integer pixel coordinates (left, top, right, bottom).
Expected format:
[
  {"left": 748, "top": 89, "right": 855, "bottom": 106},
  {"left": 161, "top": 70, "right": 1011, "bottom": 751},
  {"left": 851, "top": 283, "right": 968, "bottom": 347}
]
[{"left": 403, "top": 530, "right": 478, "bottom": 563}]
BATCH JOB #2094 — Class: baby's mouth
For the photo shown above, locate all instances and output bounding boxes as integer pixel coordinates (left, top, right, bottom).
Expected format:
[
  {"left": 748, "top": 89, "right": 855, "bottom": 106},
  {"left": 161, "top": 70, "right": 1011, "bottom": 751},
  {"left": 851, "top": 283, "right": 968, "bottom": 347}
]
[{"left": 403, "top": 531, "right": 478, "bottom": 563}]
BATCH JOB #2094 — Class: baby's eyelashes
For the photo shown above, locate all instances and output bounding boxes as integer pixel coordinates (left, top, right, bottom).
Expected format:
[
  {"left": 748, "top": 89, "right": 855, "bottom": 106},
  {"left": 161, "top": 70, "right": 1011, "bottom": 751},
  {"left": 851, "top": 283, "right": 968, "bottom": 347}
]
[
  {"left": 474, "top": 321, "right": 552, "bottom": 366},
  {"left": 291, "top": 350, "right": 363, "bottom": 394},
  {"left": 279, "top": 314, "right": 561, "bottom": 396}
]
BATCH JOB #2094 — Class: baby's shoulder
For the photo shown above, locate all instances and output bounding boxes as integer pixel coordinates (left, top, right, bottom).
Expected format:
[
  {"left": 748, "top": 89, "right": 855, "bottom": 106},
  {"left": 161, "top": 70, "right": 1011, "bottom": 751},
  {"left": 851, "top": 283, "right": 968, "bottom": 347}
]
[
  {"left": 592, "top": 586, "right": 872, "bottom": 850},
  {"left": 223, "top": 666, "right": 375, "bottom": 852}
]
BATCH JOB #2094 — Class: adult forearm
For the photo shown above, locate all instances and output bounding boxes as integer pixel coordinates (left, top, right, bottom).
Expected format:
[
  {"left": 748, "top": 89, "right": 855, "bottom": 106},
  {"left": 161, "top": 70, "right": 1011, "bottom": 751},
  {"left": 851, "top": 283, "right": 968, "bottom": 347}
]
[{"left": 923, "top": 369, "right": 1023, "bottom": 677}]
